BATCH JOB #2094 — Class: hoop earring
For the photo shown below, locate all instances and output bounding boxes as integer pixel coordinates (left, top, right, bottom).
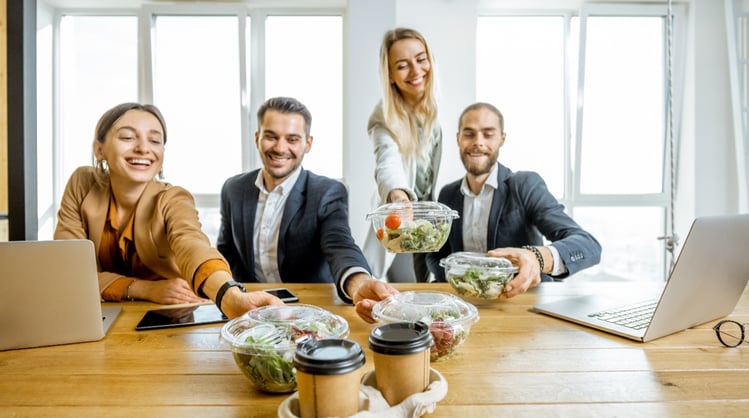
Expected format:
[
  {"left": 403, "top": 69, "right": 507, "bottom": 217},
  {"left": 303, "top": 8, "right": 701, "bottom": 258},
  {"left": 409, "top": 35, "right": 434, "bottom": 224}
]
[
  {"left": 158, "top": 168, "right": 164, "bottom": 179},
  {"left": 96, "top": 159, "right": 109, "bottom": 174}
]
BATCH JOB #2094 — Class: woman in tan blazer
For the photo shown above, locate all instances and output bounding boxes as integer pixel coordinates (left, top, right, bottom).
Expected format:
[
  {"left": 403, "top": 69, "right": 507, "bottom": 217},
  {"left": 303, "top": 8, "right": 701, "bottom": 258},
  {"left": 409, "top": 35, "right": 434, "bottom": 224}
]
[{"left": 54, "top": 102, "right": 281, "bottom": 318}]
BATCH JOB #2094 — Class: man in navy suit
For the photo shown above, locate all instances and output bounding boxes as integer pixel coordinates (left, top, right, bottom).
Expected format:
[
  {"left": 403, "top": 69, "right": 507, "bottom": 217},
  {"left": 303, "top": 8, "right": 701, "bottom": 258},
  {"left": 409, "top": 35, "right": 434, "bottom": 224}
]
[
  {"left": 217, "top": 97, "right": 396, "bottom": 321},
  {"left": 426, "top": 102, "right": 601, "bottom": 297}
]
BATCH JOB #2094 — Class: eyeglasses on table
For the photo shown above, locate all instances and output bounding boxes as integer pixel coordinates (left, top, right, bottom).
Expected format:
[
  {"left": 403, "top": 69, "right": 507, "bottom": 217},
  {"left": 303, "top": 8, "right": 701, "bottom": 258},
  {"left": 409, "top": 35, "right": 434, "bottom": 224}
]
[{"left": 712, "top": 319, "right": 747, "bottom": 347}]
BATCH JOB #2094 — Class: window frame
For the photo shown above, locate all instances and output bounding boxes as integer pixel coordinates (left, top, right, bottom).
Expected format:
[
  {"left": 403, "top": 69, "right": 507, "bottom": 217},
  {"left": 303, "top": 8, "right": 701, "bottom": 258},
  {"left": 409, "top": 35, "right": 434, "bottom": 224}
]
[
  {"left": 47, "top": 4, "right": 345, "bottom": 241},
  {"left": 42, "top": 2, "right": 690, "bottom": 282},
  {"left": 573, "top": 3, "right": 687, "bottom": 280},
  {"left": 572, "top": 3, "right": 687, "bottom": 208},
  {"left": 141, "top": 4, "right": 344, "bottom": 212},
  {"left": 476, "top": 3, "right": 688, "bottom": 281}
]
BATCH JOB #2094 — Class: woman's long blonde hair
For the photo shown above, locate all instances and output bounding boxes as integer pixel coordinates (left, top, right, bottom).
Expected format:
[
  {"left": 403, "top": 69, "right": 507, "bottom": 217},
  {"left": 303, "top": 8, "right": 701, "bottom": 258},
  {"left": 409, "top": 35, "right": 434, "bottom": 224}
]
[{"left": 378, "top": 27, "right": 440, "bottom": 164}]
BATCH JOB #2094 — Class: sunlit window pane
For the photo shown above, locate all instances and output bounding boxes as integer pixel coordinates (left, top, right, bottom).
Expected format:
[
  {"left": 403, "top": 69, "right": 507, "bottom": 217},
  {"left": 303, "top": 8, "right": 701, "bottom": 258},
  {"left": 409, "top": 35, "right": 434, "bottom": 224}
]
[
  {"left": 265, "top": 16, "right": 342, "bottom": 179},
  {"left": 59, "top": 16, "right": 138, "bottom": 183},
  {"left": 573, "top": 207, "right": 665, "bottom": 281},
  {"left": 477, "top": 16, "right": 565, "bottom": 198},
  {"left": 579, "top": 17, "right": 665, "bottom": 194},
  {"left": 153, "top": 15, "right": 242, "bottom": 195}
]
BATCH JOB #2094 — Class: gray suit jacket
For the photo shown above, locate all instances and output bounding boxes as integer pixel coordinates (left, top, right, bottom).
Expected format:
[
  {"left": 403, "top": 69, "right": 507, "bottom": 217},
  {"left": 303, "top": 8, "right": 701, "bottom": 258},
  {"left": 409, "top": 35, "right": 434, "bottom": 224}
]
[
  {"left": 217, "top": 168, "right": 370, "bottom": 303},
  {"left": 426, "top": 164, "right": 601, "bottom": 282}
]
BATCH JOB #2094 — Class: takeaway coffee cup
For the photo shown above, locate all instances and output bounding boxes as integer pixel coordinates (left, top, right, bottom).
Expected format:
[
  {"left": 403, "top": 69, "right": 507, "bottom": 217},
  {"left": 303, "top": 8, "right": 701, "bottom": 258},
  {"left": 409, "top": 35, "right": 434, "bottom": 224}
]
[
  {"left": 293, "top": 338, "right": 366, "bottom": 418},
  {"left": 368, "top": 321, "right": 433, "bottom": 406}
]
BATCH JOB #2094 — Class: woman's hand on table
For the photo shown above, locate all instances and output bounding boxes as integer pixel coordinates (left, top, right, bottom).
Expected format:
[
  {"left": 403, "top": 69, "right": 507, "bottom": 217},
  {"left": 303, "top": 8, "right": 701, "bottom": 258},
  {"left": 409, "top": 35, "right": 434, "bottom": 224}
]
[{"left": 134, "top": 278, "right": 209, "bottom": 305}]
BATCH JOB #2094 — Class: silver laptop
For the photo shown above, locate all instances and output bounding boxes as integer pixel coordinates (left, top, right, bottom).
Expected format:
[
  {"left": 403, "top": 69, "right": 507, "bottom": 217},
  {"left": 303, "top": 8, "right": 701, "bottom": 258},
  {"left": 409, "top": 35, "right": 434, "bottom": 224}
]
[
  {"left": 0, "top": 239, "right": 122, "bottom": 350},
  {"left": 533, "top": 214, "right": 749, "bottom": 342}
]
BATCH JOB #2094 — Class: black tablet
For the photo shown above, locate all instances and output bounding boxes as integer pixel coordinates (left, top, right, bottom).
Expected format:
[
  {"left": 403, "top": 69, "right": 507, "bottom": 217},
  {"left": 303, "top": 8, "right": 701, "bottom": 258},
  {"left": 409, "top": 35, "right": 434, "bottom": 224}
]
[{"left": 135, "top": 304, "right": 227, "bottom": 331}]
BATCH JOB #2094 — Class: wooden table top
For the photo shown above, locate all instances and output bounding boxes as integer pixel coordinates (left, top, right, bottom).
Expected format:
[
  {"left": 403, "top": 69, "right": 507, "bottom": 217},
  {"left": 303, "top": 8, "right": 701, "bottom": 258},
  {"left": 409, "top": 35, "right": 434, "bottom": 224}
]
[{"left": 1, "top": 281, "right": 747, "bottom": 417}]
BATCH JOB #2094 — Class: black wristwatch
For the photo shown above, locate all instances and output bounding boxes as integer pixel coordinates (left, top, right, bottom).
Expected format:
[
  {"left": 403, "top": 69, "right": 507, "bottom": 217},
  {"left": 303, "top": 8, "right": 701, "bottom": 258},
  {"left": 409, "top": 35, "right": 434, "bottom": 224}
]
[{"left": 215, "top": 280, "right": 246, "bottom": 316}]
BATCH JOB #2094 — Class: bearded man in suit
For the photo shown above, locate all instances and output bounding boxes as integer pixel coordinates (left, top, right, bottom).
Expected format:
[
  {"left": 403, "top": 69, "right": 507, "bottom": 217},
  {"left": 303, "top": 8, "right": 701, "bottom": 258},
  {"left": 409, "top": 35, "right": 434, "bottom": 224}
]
[{"left": 426, "top": 102, "right": 602, "bottom": 297}]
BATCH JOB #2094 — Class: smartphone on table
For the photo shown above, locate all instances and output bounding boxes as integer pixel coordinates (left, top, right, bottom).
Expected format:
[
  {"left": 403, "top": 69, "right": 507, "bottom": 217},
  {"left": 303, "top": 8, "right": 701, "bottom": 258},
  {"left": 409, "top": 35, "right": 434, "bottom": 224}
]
[{"left": 264, "top": 287, "right": 300, "bottom": 303}]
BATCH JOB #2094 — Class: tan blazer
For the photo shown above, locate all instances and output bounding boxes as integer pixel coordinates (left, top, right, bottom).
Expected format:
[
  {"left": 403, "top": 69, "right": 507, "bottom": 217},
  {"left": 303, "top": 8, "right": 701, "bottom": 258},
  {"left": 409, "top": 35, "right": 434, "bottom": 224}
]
[{"left": 54, "top": 166, "right": 225, "bottom": 295}]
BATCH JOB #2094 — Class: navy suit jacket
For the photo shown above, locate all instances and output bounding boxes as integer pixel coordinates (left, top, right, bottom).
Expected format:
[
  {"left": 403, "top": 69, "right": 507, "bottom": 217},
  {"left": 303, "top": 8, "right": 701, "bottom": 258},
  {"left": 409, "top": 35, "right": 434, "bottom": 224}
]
[
  {"left": 217, "top": 168, "right": 370, "bottom": 303},
  {"left": 426, "top": 164, "right": 601, "bottom": 282}
]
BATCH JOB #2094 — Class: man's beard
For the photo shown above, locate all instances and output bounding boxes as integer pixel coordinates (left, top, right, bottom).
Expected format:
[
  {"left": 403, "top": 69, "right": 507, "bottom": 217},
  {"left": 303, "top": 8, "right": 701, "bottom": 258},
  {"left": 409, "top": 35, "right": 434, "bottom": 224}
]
[{"left": 461, "top": 149, "right": 498, "bottom": 176}]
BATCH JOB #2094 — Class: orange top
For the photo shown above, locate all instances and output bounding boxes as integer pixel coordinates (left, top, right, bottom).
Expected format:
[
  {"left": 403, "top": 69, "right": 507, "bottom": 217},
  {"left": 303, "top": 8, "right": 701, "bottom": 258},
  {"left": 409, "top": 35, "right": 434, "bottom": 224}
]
[{"left": 99, "top": 197, "right": 228, "bottom": 301}]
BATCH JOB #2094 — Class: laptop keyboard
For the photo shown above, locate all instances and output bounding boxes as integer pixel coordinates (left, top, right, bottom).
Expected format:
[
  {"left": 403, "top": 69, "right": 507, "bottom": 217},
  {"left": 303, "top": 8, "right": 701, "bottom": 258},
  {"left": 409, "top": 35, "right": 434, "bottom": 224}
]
[{"left": 588, "top": 300, "right": 658, "bottom": 330}]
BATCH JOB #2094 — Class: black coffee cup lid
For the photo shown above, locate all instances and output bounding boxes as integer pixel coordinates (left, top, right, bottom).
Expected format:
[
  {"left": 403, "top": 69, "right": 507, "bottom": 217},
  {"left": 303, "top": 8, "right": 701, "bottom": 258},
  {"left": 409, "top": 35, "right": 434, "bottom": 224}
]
[
  {"left": 368, "top": 321, "right": 433, "bottom": 355},
  {"left": 293, "top": 338, "right": 366, "bottom": 375}
]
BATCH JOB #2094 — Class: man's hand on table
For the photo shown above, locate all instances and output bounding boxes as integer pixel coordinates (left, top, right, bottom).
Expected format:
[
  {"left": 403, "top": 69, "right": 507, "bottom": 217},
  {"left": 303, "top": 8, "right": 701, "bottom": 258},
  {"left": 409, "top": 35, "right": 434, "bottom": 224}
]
[
  {"left": 222, "top": 289, "right": 285, "bottom": 319},
  {"left": 347, "top": 273, "right": 399, "bottom": 323}
]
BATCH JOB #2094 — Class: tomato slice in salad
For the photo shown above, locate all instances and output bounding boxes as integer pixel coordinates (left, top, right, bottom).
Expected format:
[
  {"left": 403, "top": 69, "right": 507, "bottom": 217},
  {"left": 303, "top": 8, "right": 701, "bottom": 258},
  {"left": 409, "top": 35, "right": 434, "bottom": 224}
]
[{"left": 376, "top": 228, "right": 385, "bottom": 241}]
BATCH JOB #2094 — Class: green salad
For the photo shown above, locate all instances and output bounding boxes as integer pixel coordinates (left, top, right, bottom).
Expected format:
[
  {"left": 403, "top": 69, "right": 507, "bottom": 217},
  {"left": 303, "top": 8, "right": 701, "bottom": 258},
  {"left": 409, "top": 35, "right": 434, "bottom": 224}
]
[
  {"left": 448, "top": 266, "right": 516, "bottom": 299},
  {"left": 382, "top": 219, "right": 450, "bottom": 253},
  {"left": 232, "top": 319, "right": 342, "bottom": 393},
  {"left": 233, "top": 346, "right": 296, "bottom": 393}
]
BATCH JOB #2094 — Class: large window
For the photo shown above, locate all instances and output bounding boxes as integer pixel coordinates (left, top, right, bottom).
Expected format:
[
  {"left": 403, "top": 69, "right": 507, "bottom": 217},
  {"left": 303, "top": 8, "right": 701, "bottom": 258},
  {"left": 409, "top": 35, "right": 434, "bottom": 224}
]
[
  {"left": 477, "top": 4, "right": 684, "bottom": 281},
  {"left": 477, "top": 16, "right": 566, "bottom": 197},
  {"left": 43, "top": 3, "right": 686, "bottom": 284},
  {"left": 59, "top": 16, "right": 139, "bottom": 180},
  {"left": 49, "top": 7, "right": 343, "bottom": 243},
  {"left": 265, "top": 16, "right": 343, "bottom": 181},
  {"left": 46, "top": 15, "right": 138, "bottom": 238},
  {"left": 152, "top": 15, "right": 243, "bottom": 195}
]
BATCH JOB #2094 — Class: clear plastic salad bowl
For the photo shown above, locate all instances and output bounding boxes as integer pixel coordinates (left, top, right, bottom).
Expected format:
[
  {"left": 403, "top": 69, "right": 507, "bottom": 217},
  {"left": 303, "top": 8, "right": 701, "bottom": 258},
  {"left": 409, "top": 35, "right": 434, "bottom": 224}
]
[
  {"left": 220, "top": 304, "right": 349, "bottom": 393},
  {"left": 440, "top": 252, "right": 519, "bottom": 300},
  {"left": 371, "top": 291, "right": 479, "bottom": 361},
  {"left": 366, "top": 201, "right": 459, "bottom": 253}
]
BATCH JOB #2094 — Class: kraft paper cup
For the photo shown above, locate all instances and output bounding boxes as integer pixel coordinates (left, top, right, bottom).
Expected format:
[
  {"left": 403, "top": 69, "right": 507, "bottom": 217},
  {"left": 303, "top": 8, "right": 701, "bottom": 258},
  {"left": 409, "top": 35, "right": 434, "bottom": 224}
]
[
  {"left": 368, "top": 321, "right": 433, "bottom": 406},
  {"left": 293, "top": 338, "right": 366, "bottom": 418}
]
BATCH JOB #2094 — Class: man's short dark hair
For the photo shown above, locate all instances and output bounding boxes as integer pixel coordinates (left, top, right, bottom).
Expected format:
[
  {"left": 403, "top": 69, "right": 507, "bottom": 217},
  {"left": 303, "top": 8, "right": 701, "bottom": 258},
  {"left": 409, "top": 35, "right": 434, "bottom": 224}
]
[{"left": 257, "top": 96, "right": 312, "bottom": 137}]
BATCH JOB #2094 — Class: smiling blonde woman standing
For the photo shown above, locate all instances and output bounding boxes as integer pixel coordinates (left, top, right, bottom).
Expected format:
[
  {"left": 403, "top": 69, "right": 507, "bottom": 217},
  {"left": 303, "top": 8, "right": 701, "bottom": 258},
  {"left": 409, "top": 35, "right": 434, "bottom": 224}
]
[
  {"left": 54, "top": 102, "right": 282, "bottom": 318},
  {"left": 363, "top": 27, "right": 442, "bottom": 282}
]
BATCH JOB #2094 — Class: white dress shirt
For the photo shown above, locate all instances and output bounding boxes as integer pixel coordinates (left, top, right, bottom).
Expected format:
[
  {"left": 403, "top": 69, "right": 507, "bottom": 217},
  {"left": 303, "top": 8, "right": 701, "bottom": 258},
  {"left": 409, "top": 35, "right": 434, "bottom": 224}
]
[
  {"left": 460, "top": 163, "right": 566, "bottom": 276},
  {"left": 252, "top": 167, "right": 370, "bottom": 294},
  {"left": 460, "top": 164, "right": 498, "bottom": 253},
  {"left": 253, "top": 167, "right": 302, "bottom": 283}
]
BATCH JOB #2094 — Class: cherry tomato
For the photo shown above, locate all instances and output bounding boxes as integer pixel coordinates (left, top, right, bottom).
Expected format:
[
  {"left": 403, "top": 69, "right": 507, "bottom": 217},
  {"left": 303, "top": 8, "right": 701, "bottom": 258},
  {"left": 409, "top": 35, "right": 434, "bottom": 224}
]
[
  {"left": 384, "top": 214, "right": 401, "bottom": 230},
  {"left": 376, "top": 228, "right": 385, "bottom": 241}
]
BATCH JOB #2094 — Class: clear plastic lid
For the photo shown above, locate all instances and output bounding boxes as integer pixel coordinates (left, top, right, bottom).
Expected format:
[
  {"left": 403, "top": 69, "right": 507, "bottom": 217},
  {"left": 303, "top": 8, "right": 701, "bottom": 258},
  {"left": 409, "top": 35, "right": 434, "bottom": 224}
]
[
  {"left": 220, "top": 304, "right": 349, "bottom": 352},
  {"left": 371, "top": 291, "right": 479, "bottom": 326},
  {"left": 366, "top": 202, "right": 459, "bottom": 253},
  {"left": 365, "top": 201, "right": 459, "bottom": 221},
  {"left": 439, "top": 251, "right": 518, "bottom": 276}
]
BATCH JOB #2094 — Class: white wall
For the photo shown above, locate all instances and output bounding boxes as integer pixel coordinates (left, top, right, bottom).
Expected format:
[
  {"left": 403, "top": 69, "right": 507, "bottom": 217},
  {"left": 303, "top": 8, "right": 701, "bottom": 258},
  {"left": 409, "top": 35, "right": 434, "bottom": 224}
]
[
  {"left": 342, "top": 0, "right": 746, "bottom": 249},
  {"left": 675, "top": 0, "right": 740, "bottom": 242},
  {"left": 345, "top": 0, "right": 479, "bottom": 245},
  {"left": 394, "top": 0, "right": 477, "bottom": 196},
  {"left": 343, "top": 0, "right": 395, "bottom": 245}
]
